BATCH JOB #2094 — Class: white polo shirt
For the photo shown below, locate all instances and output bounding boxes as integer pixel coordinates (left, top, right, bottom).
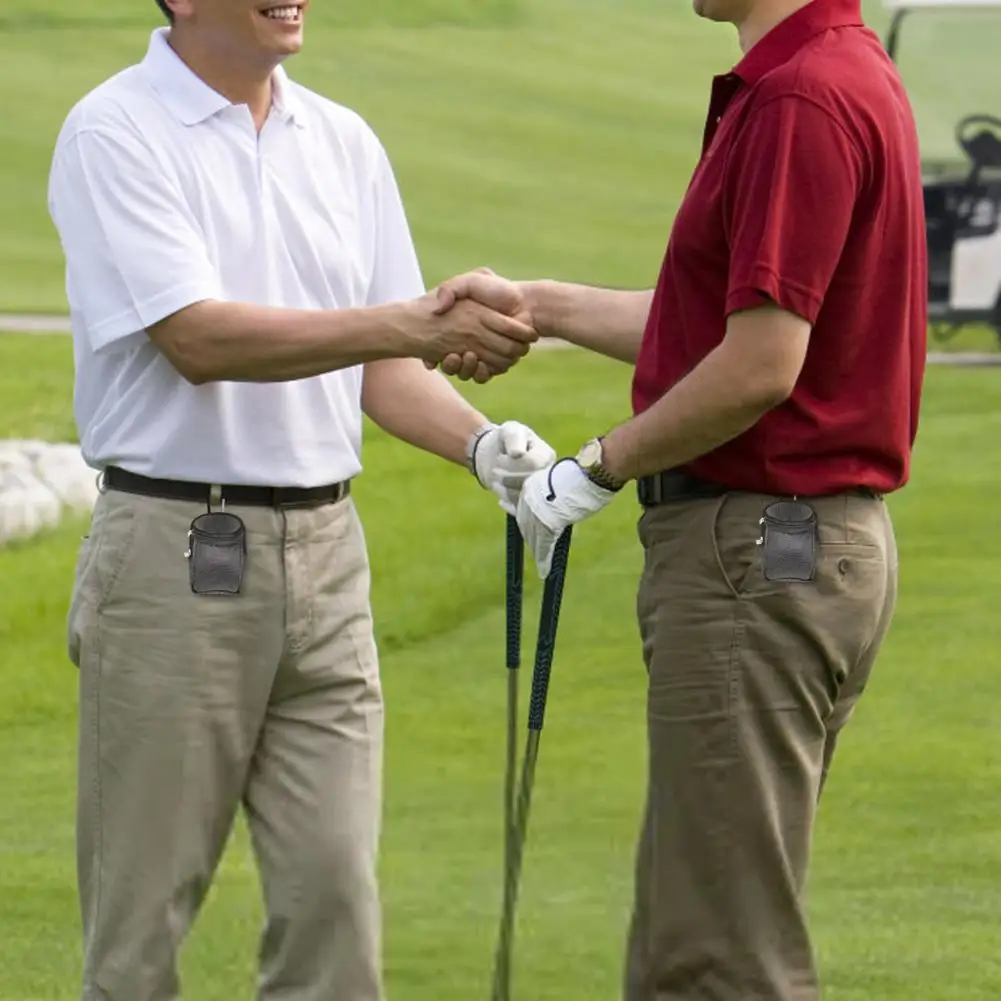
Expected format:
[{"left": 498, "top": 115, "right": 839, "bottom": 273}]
[{"left": 47, "top": 28, "right": 425, "bottom": 487}]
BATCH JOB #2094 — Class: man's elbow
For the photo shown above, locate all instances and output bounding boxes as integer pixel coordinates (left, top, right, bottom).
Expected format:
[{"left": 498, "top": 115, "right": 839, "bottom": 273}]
[
  {"left": 750, "top": 368, "right": 798, "bottom": 409},
  {"left": 148, "top": 312, "right": 218, "bottom": 385},
  {"left": 723, "top": 346, "right": 805, "bottom": 413},
  {"left": 722, "top": 304, "right": 810, "bottom": 412},
  {"left": 732, "top": 359, "right": 801, "bottom": 417},
  {"left": 164, "top": 341, "right": 217, "bottom": 385}
]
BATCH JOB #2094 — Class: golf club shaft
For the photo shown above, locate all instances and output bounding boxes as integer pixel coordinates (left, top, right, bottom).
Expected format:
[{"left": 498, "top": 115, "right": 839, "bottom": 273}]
[
  {"left": 491, "top": 730, "right": 540, "bottom": 1001},
  {"left": 495, "top": 514, "right": 524, "bottom": 1001},
  {"left": 490, "top": 527, "right": 573, "bottom": 1001}
]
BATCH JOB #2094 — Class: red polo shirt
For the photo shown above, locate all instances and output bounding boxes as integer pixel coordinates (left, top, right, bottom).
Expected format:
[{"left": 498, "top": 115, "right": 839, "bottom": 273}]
[{"left": 631, "top": 0, "right": 928, "bottom": 496}]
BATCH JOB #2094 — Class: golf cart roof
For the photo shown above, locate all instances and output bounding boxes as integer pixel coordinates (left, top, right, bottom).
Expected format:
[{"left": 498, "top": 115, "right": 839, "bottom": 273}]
[
  {"left": 882, "top": 0, "right": 1001, "bottom": 59},
  {"left": 884, "top": 0, "right": 1001, "bottom": 9}
]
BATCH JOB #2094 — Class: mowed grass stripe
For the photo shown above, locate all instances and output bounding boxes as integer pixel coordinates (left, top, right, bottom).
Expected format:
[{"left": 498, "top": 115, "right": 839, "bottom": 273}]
[{"left": 2, "top": 331, "right": 1001, "bottom": 999}]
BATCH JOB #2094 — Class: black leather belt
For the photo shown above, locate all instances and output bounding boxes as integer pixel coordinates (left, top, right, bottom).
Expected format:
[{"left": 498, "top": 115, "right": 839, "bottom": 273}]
[
  {"left": 102, "top": 465, "right": 351, "bottom": 509},
  {"left": 636, "top": 470, "right": 729, "bottom": 507},
  {"left": 637, "top": 469, "right": 883, "bottom": 507}
]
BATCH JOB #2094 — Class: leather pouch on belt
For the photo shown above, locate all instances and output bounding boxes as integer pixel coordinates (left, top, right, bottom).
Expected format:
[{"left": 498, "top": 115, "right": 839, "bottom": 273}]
[
  {"left": 186, "top": 512, "right": 247, "bottom": 596},
  {"left": 759, "top": 500, "right": 818, "bottom": 583}
]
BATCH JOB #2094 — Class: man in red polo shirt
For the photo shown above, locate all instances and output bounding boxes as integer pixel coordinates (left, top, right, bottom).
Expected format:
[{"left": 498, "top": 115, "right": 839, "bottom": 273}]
[{"left": 435, "top": 0, "right": 926, "bottom": 997}]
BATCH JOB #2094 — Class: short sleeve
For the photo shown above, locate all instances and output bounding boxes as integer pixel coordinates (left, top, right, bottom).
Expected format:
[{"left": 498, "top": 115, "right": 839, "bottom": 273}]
[
  {"left": 365, "top": 142, "right": 426, "bottom": 306},
  {"left": 47, "top": 125, "right": 222, "bottom": 354},
  {"left": 722, "top": 95, "right": 863, "bottom": 324}
]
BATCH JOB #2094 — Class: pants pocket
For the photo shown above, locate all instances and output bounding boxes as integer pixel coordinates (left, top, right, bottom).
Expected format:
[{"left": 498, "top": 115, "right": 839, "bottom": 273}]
[{"left": 67, "top": 534, "right": 97, "bottom": 668}]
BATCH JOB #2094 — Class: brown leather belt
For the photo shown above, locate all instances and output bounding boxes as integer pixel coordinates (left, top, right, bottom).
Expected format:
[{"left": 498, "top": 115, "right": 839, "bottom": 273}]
[{"left": 103, "top": 465, "right": 351, "bottom": 509}]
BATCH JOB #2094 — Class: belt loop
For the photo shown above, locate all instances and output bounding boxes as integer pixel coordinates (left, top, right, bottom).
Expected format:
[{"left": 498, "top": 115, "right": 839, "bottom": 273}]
[{"left": 209, "top": 483, "right": 223, "bottom": 511}]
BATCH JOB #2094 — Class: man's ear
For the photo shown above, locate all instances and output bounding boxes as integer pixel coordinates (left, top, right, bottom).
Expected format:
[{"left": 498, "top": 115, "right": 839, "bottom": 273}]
[{"left": 165, "top": 0, "right": 195, "bottom": 21}]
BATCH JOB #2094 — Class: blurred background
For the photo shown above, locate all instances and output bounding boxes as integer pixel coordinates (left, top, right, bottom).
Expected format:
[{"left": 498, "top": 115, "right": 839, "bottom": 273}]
[{"left": 1, "top": 1, "right": 999, "bottom": 999}]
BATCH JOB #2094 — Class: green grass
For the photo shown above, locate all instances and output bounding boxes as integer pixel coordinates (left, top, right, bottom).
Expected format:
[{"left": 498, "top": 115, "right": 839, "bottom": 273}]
[
  {"left": 3, "top": 1, "right": 1001, "bottom": 997},
  {"left": 2, "top": 0, "right": 998, "bottom": 350},
  {"left": 2, "top": 332, "right": 1001, "bottom": 1000},
  {"left": 0, "top": 0, "right": 729, "bottom": 313}
]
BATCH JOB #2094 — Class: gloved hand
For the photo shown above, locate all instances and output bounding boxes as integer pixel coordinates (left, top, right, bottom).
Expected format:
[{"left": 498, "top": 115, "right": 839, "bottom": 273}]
[
  {"left": 516, "top": 459, "right": 618, "bottom": 578},
  {"left": 470, "top": 421, "right": 557, "bottom": 514}
]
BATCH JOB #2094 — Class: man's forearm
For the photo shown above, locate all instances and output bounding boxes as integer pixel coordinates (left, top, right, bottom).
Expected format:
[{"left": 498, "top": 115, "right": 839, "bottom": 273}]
[
  {"left": 149, "top": 299, "right": 416, "bottom": 385},
  {"left": 362, "top": 358, "right": 488, "bottom": 466},
  {"left": 520, "top": 280, "right": 653, "bottom": 364},
  {"left": 598, "top": 305, "right": 810, "bottom": 481},
  {"left": 599, "top": 343, "right": 787, "bottom": 481}
]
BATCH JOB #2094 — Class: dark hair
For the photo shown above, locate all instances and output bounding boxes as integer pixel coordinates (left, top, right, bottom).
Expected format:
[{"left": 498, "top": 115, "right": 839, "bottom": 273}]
[{"left": 154, "top": 0, "right": 174, "bottom": 21}]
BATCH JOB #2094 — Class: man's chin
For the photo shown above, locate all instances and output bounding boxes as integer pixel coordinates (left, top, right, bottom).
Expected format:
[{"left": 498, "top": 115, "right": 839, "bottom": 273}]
[
  {"left": 253, "top": 23, "right": 305, "bottom": 57},
  {"left": 692, "top": 0, "right": 727, "bottom": 21},
  {"left": 270, "top": 36, "right": 304, "bottom": 57}
]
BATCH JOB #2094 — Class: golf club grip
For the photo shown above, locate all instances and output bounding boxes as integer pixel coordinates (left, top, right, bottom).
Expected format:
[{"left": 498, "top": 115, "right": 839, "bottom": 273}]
[
  {"left": 505, "top": 515, "right": 524, "bottom": 670},
  {"left": 527, "top": 527, "right": 573, "bottom": 732}
]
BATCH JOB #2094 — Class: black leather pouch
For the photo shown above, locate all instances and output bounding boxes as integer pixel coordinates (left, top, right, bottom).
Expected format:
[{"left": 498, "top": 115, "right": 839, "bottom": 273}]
[
  {"left": 759, "top": 500, "right": 818, "bottom": 583},
  {"left": 186, "top": 512, "right": 247, "bottom": 596}
]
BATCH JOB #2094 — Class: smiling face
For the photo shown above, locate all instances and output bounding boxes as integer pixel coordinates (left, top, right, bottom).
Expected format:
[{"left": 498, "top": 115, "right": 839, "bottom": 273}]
[{"left": 166, "top": 0, "right": 308, "bottom": 67}]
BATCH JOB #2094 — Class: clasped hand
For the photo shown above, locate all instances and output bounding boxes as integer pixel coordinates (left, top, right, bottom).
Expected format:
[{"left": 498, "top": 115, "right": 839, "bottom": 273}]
[
  {"left": 516, "top": 459, "right": 619, "bottom": 578},
  {"left": 422, "top": 268, "right": 533, "bottom": 383}
]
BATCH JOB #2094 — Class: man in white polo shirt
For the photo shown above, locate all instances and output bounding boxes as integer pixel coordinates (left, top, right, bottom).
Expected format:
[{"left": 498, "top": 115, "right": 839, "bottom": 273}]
[{"left": 47, "top": 4, "right": 554, "bottom": 999}]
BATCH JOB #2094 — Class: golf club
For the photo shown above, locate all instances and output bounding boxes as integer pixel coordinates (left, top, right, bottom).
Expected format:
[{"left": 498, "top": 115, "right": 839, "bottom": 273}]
[
  {"left": 494, "top": 513, "right": 525, "bottom": 1001},
  {"left": 490, "top": 524, "right": 574, "bottom": 1001}
]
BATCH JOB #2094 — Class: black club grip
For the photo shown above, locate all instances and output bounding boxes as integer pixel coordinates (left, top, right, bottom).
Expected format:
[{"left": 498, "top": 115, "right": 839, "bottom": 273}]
[
  {"left": 505, "top": 514, "right": 524, "bottom": 671},
  {"left": 527, "top": 527, "right": 573, "bottom": 732}
]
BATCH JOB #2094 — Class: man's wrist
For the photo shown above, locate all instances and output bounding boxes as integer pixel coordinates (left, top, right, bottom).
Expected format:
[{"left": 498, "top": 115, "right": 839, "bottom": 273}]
[
  {"left": 465, "top": 422, "right": 497, "bottom": 482},
  {"left": 589, "top": 429, "right": 634, "bottom": 485},
  {"left": 519, "top": 280, "right": 561, "bottom": 340},
  {"left": 378, "top": 299, "right": 428, "bottom": 360},
  {"left": 576, "top": 436, "right": 628, "bottom": 491}
]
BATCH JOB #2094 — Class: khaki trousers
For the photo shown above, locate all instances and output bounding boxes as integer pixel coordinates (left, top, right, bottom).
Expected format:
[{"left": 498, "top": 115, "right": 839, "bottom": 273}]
[
  {"left": 625, "top": 489, "right": 898, "bottom": 1001},
  {"left": 67, "top": 488, "right": 383, "bottom": 1001}
]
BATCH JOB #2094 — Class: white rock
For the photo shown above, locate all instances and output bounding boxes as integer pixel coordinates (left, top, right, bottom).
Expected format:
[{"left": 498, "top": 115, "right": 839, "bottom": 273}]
[
  {"left": 33, "top": 446, "right": 100, "bottom": 511},
  {"left": 0, "top": 440, "right": 94, "bottom": 547},
  {"left": 0, "top": 448, "right": 32, "bottom": 471},
  {"left": 0, "top": 467, "right": 61, "bottom": 544}
]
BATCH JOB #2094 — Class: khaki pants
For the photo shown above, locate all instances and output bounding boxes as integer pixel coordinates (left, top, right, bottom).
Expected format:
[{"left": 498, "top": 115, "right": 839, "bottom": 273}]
[
  {"left": 625, "top": 490, "right": 898, "bottom": 1001},
  {"left": 67, "top": 488, "right": 383, "bottom": 1001}
]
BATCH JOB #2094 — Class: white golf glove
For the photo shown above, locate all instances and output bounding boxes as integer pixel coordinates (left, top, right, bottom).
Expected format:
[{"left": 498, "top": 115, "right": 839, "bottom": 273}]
[
  {"left": 516, "top": 459, "right": 618, "bottom": 578},
  {"left": 470, "top": 421, "right": 558, "bottom": 515}
]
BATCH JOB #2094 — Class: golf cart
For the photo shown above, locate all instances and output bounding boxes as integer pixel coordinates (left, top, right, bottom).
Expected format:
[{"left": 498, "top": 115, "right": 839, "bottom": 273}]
[{"left": 884, "top": 0, "right": 1001, "bottom": 343}]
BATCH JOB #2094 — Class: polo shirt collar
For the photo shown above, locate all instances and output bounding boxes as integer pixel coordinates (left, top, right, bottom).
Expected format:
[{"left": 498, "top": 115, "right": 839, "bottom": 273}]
[
  {"left": 271, "top": 66, "right": 306, "bottom": 128},
  {"left": 732, "top": 0, "right": 864, "bottom": 84},
  {"left": 141, "top": 27, "right": 306, "bottom": 128}
]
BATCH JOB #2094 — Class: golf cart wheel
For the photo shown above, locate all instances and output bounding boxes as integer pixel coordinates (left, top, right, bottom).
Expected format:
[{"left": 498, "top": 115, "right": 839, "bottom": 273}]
[{"left": 930, "top": 322, "right": 959, "bottom": 344}]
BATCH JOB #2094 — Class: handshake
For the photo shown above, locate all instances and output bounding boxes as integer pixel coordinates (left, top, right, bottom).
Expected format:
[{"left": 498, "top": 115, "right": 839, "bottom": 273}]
[
  {"left": 403, "top": 266, "right": 623, "bottom": 578},
  {"left": 408, "top": 267, "right": 538, "bottom": 384}
]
